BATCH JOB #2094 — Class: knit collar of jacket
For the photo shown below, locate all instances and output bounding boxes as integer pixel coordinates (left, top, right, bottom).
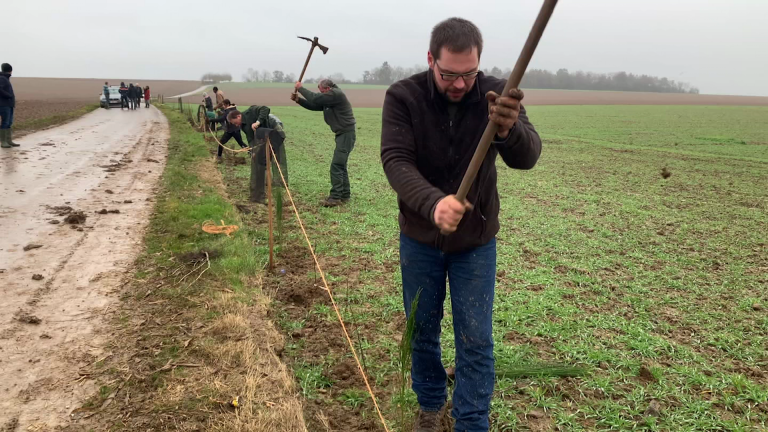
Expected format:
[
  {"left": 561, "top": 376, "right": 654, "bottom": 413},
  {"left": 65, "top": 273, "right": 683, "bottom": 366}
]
[{"left": 0, "top": 72, "right": 10, "bottom": 79}]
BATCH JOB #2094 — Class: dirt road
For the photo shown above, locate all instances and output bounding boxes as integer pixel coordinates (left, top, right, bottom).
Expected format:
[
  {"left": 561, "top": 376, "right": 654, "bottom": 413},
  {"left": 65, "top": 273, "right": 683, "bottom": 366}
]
[{"left": 0, "top": 107, "right": 169, "bottom": 430}]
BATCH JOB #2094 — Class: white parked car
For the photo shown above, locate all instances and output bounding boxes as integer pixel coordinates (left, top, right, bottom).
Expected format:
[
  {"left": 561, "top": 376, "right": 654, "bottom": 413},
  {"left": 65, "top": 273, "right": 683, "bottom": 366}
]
[{"left": 100, "top": 86, "right": 122, "bottom": 108}]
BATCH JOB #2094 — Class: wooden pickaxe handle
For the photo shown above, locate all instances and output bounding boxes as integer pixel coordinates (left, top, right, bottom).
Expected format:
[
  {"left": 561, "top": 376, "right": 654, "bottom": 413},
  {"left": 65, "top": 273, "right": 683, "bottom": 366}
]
[
  {"left": 294, "top": 37, "right": 329, "bottom": 95},
  {"left": 454, "top": 0, "right": 558, "bottom": 203}
]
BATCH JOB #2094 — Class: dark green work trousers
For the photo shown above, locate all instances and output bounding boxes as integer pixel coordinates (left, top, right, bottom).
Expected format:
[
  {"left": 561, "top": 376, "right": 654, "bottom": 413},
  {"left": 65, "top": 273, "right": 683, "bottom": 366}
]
[{"left": 330, "top": 131, "right": 355, "bottom": 200}]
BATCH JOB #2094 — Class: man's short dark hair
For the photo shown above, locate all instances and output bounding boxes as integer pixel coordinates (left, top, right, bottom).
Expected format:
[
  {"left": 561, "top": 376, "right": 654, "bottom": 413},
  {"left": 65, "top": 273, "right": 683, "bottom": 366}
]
[
  {"left": 213, "top": 86, "right": 219, "bottom": 92},
  {"left": 430, "top": 18, "right": 483, "bottom": 60},
  {"left": 223, "top": 99, "right": 231, "bottom": 105},
  {"left": 1, "top": 63, "right": 12, "bottom": 73},
  {"left": 227, "top": 110, "right": 241, "bottom": 122}
]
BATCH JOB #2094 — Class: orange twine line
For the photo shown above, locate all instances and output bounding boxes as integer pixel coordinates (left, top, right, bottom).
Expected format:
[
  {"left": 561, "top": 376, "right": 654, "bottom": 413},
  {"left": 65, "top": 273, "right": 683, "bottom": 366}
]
[
  {"left": 206, "top": 122, "right": 251, "bottom": 154},
  {"left": 267, "top": 140, "right": 391, "bottom": 432}
]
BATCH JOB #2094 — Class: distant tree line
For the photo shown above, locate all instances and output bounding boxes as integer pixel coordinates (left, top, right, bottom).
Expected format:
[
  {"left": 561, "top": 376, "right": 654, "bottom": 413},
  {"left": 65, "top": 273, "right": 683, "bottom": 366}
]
[
  {"left": 361, "top": 62, "right": 427, "bottom": 85},
  {"left": 242, "top": 68, "right": 297, "bottom": 84},
  {"left": 200, "top": 72, "right": 232, "bottom": 84},
  {"left": 487, "top": 67, "right": 699, "bottom": 94},
  {"left": 237, "top": 62, "right": 698, "bottom": 94}
]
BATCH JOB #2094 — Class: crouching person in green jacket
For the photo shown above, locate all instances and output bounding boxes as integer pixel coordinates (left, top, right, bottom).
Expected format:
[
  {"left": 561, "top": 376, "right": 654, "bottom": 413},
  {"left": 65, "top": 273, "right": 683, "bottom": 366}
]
[
  {"left": 241, "top": 105, "right": 288, "bottom": 204},
  {"left": 291, "top": 79, "right": 356, "bottom": 207}
]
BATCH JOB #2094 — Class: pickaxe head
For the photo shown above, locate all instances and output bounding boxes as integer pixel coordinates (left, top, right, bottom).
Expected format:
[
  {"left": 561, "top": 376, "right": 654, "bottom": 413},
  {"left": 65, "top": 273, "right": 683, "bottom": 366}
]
[{"left": 297, "top": 36, "right": 329, "bottom": 54}]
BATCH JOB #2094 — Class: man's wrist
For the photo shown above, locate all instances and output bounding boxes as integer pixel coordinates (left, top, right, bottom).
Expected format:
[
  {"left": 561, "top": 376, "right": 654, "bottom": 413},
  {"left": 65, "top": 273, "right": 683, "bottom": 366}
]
[{"left": 494, "top": 121, "right": 518, "bottom": 142}]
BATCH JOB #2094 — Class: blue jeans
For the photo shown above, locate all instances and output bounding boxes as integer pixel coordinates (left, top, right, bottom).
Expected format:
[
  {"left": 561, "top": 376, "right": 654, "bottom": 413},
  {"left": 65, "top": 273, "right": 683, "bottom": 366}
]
[
  {"left": 0, "top": 106, "right": 13, "bottom": 129},
  {"left": 400, "top": 233, "right": 496, "bottom": 432}
]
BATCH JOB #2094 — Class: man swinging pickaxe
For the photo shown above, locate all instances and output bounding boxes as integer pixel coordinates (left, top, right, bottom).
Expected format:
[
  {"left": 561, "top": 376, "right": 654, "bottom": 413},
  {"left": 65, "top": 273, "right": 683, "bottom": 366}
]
[{"left": 293, "top": 36, "right": 329, "bottom": 96}]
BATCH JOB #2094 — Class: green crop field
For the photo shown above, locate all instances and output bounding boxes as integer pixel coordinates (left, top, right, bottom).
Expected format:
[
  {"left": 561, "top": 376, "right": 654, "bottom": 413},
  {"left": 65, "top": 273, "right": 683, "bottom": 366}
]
[{"left": 202, "top": 104, "right": 767, "bottom": 431}]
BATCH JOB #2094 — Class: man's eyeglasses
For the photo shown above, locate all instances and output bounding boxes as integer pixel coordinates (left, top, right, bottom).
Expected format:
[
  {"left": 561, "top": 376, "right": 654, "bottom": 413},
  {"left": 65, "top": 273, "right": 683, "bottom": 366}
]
[{"left": 435, "top": 61, "right": 480, "bottom": 82}]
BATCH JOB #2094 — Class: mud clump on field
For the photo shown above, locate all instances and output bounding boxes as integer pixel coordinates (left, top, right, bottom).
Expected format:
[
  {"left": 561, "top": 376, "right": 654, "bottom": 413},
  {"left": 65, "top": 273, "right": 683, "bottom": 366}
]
[
  {"left": 95, "top": 209, "right": 120, "bottom": 214},
  {"left": 638, "top": 365, "right": 657, "bottom": 383},
  {"left": 48, "top": 205, "right": 73, "bottom": 216},
  {"left": 2, "top": 417, "right": 19, "bottom": 432},
  {"left": 23, "top": 243, "right": 43, "bottom": 251},
  {"left": 661, "top": 167, "right": 672, "bottom": 179},
  {"left": 274, "top": 281, "right": 326, "bottom": 307},
  {"left": 645, "top": 400, "right": 662, "bottom": 417},
  {"left": 64, "top": 211, "right": 87, "bottom": 224},
  {"left": 16, "top": 311, "right": 42, "bottom": 325},
  {"left": 225, "top": 156, "right": 248, "bottom": 166},
  {"left": 32, "top": 274, "right": 44, "bottom": 281}
]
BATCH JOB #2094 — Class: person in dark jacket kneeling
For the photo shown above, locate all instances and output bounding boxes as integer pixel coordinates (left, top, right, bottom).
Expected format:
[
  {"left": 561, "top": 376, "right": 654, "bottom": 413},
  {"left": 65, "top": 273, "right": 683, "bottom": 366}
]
[{"left": 214, "top": 105, "right": 248, "bottom": 163}]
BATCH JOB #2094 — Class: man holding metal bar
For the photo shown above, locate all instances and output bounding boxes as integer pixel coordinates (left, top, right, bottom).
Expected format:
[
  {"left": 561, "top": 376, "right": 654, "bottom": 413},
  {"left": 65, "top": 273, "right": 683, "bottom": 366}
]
[{"left": 381, "top": 17, "right": 544, "bottom": 431}]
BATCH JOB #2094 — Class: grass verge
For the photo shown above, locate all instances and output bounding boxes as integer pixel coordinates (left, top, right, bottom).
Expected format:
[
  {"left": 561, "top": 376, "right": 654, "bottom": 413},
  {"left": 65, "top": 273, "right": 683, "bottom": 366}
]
[{"left": 66, "top": 105, "right": 306, "bottom": 431}]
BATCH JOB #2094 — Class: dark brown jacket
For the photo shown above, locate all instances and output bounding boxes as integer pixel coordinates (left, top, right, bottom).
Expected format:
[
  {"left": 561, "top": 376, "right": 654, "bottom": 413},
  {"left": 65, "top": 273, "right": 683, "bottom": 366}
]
[{"left": 381, "top": 70, "right": 541, "bottom": 253}]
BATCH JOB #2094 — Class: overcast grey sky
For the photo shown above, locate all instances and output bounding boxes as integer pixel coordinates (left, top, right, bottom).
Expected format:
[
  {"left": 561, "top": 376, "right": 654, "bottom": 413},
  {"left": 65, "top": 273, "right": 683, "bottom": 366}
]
[{"left": 3, "top": 0, "right": 767, "bottom": 96}]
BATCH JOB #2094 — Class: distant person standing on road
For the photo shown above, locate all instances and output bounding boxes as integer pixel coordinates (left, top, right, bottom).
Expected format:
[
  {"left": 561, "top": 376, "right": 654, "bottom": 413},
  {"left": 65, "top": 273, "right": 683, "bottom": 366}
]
[
  {"left": 213, "top": 86, "right": 225, "bottom": 110},
  {"left": 127, "top": 84, "right": 135, "bottom": 110},
  {"left": 0, "top": 63, "right": 19, "bottom": 148},
  {"left": 119, "top": 82, "right": 129, "bottom": 110},
  {"left": 103, "top": 81, "right": 111, "bottom": 110},
  {"left": 133, "top": 83, "right": 142, "bottom": 110},
  {"left": 291, "top": 79, "right": 356, "bottom": 207},
  {"left": 144, "top": 86, "right": 151, "bottom": 108}
]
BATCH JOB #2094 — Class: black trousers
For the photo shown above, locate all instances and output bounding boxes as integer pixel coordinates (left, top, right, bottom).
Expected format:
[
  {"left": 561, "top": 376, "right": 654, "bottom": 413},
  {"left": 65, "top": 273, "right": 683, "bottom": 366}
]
[
  {"left": 249, "top": 128, "right": 287, "bottom": 202},
  {"left": 217, "top": 130, "right": 247, "bottom": 157}
]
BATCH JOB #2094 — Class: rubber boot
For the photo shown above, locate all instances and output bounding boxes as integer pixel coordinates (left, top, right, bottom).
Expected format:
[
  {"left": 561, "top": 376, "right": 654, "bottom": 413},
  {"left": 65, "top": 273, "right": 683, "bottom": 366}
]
[
  {"left": 0, "top": 130, "right": 11, "bottom": 148},
  {"left": 8, "top": 128, "right": 20, "bottom": 147},
  {"left": 249, "top": 154, "right": 266, "bottom": 204}
]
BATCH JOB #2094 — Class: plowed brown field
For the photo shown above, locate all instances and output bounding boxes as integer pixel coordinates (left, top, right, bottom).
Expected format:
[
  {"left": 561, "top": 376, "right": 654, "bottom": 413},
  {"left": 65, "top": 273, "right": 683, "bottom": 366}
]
[
  {"left": 12, "top": 77, "right": 199, "bottom": 101},
  {"left": 10, "top": 78, "right": 200, "bottom": 129}
]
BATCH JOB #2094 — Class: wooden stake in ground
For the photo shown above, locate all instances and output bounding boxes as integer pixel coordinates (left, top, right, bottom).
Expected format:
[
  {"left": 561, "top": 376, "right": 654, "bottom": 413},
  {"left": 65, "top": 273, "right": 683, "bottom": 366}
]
[{"left": 266, "top": 138, "right": 275, "bottom": 271}]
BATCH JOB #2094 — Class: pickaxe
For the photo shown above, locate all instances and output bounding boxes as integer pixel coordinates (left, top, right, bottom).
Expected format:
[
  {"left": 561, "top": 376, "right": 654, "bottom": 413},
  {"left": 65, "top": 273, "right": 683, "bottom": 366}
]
[{"left": 294, "top": 36, "right": 329, "bottom": 94}]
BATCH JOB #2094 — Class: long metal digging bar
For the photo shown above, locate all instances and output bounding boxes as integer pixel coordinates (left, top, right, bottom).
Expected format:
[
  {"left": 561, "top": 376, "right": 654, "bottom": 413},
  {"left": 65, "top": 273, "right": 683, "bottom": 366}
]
[{"left": 454, "top": 0, "right": 559, "bottom": 205}]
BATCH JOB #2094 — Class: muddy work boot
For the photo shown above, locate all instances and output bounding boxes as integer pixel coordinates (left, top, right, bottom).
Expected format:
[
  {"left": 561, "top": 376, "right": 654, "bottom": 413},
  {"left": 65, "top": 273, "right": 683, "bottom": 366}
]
[
  {"left": 0, "top": 130, "right": 10, "bottom": 148},
  {"left": 7, "top": 129, "right": 20, "bottom": 147},
  {"left": 320, "top": 197, "right": 346, "bottom": 208},
  {"left": 414, "top": 405, "right": 448, "bottom": 432}
]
